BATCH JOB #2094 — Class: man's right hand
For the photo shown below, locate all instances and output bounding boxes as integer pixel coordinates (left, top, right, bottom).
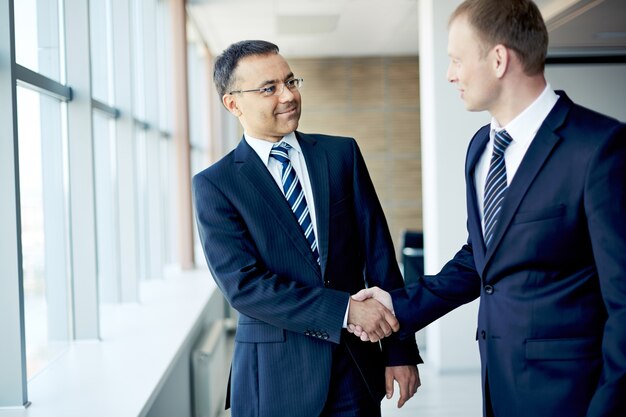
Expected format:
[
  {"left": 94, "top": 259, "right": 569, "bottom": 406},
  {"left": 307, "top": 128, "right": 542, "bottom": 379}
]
[
  {"left": 348, "top": 287, "right": 395, "bottom": 342},
  {"left": 347, "top": 296, "right": 399, "bottom": 343}
]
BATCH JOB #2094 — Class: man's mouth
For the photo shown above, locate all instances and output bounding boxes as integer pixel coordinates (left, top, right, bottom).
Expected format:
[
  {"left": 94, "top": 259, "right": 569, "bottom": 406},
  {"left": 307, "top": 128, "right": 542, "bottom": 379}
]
[{"left": 277, "top": 107, "right": 297, "bottom": 116}]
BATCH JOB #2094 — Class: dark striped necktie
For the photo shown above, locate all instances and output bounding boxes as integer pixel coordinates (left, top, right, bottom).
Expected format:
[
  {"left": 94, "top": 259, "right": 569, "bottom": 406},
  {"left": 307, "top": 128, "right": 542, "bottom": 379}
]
[
  {"left": 483, "top": 129, "right": 513, "bottom": 247},
  {"left": 270, "top": 142, "right": 320, "bottom": 264}
]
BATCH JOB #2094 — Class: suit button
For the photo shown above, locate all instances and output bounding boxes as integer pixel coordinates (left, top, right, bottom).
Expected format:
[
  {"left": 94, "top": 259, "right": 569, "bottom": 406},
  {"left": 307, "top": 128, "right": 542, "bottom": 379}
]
[
  {"left": 484, "top": 285, "right": 494, "bottom": 295},
  {"left": 481, "top": 330, "right": 486, "bottom": 339}
]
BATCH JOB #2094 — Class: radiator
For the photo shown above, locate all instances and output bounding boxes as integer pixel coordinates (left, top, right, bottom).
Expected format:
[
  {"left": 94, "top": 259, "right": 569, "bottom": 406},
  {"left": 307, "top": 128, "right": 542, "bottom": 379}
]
[{"left": 192, "top": 319, "right": 230, "bottom": 417}]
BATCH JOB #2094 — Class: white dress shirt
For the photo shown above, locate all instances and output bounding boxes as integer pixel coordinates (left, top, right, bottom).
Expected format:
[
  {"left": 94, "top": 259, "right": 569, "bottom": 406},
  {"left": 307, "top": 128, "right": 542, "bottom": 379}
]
[{"left": 475, "top": 84, "right": 559, "bottom": 234}]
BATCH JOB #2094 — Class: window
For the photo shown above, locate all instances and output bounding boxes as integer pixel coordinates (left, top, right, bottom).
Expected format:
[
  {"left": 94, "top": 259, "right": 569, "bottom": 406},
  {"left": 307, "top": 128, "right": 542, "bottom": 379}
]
[
  {"left": 2, "top": 0, "right": 186, "bottom": 406},
  {"left": 89, "top": 0, "right": 113, "bottom": 103},
  {"left": 93, "top": 110, "right": 121, "bottom": 302},
  {"left": 17, "top": 85, "right": 71, "bottom": 378},
  {"left": 14, "top": 0, "right": 63, "bottom": 82}
]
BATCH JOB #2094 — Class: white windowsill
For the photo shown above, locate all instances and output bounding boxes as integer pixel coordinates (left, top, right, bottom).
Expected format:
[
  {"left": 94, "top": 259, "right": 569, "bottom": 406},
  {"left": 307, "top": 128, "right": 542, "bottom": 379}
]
[{"left": 0, "top": 268, "right": 215, "bottom": 417}]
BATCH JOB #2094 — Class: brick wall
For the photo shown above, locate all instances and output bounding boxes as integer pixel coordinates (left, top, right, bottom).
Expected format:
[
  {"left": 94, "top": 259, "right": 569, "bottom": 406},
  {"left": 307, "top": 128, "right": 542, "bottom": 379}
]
[{"left": 290, "top": 56, "right": 422, "bottom": 255}]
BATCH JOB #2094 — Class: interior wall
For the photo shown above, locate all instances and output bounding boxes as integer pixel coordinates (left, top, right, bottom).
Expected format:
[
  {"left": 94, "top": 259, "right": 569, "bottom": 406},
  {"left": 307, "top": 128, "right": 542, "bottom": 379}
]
[
  {"left": 545, "top": 63, "right": 626, "bottom": 122},
  {"left": 291, "top": 56, "right": 422, "bottom": 253}
]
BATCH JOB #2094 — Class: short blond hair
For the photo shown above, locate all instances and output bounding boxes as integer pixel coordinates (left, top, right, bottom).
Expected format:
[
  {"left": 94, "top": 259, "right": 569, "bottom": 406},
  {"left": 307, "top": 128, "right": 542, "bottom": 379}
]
[{"left": 450, "top": 0, "right": 548, "bottom": 75}]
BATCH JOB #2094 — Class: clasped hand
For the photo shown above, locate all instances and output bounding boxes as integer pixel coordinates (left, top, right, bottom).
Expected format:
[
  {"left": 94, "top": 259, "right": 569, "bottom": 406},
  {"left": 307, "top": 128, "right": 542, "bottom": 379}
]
[
  {"left": 348, "top": 287, "right": 421, "bottom": 408},
  {"left": 347, "top": 287, "right": 395, "bottom": 342}
]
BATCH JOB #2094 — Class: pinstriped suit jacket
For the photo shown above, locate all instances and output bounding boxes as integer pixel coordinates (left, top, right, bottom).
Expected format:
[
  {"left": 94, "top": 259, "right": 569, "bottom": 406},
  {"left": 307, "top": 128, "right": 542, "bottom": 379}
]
[{"left": 193, "top": 132, "right": 420, "bottom": 417}]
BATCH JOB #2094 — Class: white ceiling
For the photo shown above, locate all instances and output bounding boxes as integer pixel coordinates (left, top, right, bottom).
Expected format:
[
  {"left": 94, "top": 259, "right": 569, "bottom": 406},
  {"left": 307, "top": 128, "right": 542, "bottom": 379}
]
[
  {"left": 187, "top": 0, "right": 420, "bottom": 57},
  {"left": 186, "top": 0, "right": 626, "bottom": 58}
]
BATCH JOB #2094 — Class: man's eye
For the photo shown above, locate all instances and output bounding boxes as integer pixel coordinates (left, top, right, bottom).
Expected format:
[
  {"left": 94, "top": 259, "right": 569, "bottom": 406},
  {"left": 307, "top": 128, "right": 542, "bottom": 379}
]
[
  {"left": 261, "top": 85, "right": 276, "bottom": 94},
  {"left": 285, "top": 79, "right": 296, "bottom": 87}
]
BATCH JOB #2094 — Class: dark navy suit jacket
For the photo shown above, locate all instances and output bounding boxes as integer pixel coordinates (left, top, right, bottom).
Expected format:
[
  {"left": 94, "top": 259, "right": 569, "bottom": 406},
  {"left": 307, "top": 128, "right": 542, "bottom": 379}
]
[
  {"left": 392, "top": 92, "right": 626, "bottom": 417},
  {"left": 193, "top": 132, "right": 420, "bottom": 417}
]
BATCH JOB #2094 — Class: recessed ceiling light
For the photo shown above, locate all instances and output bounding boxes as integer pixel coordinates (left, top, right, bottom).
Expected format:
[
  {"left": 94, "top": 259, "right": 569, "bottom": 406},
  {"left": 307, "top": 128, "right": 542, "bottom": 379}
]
[{"left": 276, "top": 15, "right": 340, "bottom": 35}]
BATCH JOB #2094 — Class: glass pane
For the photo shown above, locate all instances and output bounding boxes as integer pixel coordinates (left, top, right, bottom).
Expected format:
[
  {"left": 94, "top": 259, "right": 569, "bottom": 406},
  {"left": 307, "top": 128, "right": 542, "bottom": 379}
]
[
  {"left": 145, "top": 131, "right": 164, "bottom": 279},
  {"left": 187, "top": 42, "right": 209, "bottom": 150},
  {"left": 156, "top": 0, "right": 173, "bottom": 132},
  {"left": 93, "top": 111, "right": 120, "bottom": 303},
  {"left": 135, "top": 129, "right": 164, "bottom": 281},
  {"left": 89, "top": 0, "right": 112, "bottom": 102},
  {"left": 159, "top": 136, "right": 174, "bottom": 266},
  {"left": 191, "top": 148, "right": 205, "bottom": 267},
  {"left": 131, "top": 0, "right": 146, "bottom": 120},
  {"left": 14, "top": 0, "right": 63, "bottom": 82},
  {"left": 135, "top": 127, "right": 149, "bottom": 281},
  {"left": 17, "top": 86, "right": 70, "bottom": 378}
]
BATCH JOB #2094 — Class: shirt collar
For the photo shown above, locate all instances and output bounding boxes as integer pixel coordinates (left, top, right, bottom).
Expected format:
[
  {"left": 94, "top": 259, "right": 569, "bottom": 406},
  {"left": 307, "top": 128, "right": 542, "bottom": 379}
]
[
  {"left": 489, "top": 83, "right": 559, "bottom": 145},
  {"left": 244, "top": 131, "right": 300, "bottom": 166}
]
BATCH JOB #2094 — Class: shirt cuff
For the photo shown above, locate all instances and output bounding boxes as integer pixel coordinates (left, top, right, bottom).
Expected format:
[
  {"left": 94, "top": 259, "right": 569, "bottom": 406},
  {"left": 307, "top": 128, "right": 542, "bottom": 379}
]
[{"left": 342, "top": 299, "right": 349, "bottom": 328}]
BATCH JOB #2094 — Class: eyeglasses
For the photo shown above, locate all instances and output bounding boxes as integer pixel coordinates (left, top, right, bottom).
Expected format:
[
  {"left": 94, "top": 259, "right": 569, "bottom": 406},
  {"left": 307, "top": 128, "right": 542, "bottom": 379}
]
[{"left": 229, "top": 78, "right": 304, "bottom": 97}]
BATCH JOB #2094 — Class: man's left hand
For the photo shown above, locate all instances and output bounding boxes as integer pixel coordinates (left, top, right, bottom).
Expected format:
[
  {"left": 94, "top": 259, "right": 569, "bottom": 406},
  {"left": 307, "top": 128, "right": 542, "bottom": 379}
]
[{"left": 385, "top": 365, "right": 420, "bottom": 408}]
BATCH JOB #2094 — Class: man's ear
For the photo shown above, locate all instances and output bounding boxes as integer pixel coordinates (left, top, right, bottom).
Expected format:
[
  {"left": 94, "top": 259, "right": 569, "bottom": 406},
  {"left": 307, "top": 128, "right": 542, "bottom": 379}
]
[
  {"left": 492, "top": 44, "right": 509, "bottom": 79},
  {"left": 223, "top": 94, "right": 242, "bottom": 116}
]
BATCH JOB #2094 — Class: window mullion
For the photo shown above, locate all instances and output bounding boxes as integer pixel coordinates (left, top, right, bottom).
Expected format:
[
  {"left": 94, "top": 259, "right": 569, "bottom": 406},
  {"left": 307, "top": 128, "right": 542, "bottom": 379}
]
[
  {"left": 0, "top": 0, "right": 29, "bottom": 407},
  {"left": 111, "top": 0, "right": 140, "bottom": 302},
  {"left": 64, "top": 0, "right": 99, "bottom": 340}
]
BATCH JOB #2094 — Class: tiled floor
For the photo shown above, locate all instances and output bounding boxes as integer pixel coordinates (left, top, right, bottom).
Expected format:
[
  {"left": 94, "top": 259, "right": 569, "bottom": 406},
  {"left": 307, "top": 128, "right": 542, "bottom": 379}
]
[{"left": 380, "top": 364, "right": 482, "bottom": 417}]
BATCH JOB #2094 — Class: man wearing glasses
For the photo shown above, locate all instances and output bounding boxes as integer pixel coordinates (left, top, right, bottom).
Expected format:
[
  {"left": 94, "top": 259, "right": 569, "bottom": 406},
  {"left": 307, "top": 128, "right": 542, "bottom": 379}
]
[{"left": 193, "top": 40, "right": 421, "bottom": 417}]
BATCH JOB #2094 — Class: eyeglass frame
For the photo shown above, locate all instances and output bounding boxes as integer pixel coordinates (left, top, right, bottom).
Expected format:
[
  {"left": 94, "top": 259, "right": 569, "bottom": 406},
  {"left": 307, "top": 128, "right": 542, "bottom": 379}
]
[{"left": 228, "top": 78, "right": 304, "bottom": 97}]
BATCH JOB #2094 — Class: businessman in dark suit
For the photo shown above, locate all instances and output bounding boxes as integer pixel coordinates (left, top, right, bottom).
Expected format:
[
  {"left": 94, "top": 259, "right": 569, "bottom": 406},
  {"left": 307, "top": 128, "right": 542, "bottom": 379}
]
[
  {"left": 350, "top": 1, "right": 626, "bottom": 416},
  {"left": 192, "top": 40, "right": 421, "bottom": 417}
]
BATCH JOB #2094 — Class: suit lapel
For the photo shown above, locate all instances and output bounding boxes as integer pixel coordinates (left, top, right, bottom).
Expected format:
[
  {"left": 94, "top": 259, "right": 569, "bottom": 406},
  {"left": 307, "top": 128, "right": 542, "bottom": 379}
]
[
  {"left": 234, "top": 138, "right": 322, "bottom": 276},
  {"left": 297, "top": 132, "right": 330, "bottom": 277},
  {"left": 466, "top": 126, "right": 490, "bottom": 267},
  {"left": 482, "top": 92, "right": 571, "bottom": 273}
]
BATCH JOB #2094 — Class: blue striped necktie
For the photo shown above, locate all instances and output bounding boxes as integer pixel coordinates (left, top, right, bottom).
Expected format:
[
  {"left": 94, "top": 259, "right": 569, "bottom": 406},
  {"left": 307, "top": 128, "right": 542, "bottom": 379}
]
[
  {"left": 270, "top": 142, "right": 320, "bottom": 264},
  {"left": 483, "top": 129, "right": 513, "bottom": 247}
]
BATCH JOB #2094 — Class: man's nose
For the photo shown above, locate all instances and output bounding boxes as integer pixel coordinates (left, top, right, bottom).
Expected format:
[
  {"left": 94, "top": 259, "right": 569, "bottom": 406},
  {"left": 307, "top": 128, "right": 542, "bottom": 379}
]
[
  {"left": 278, "top": 83, "right": 295, "bottom": 101},
  {"left": 446, "top": 63, "right": 456, "bottom": 83}
]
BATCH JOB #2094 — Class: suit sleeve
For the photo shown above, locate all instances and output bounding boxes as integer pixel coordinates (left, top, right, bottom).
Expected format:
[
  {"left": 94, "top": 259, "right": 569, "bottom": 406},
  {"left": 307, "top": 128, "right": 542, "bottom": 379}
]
[
  {"left": 193, "top": 173, "right": 349, "bottom": 344},
  {"left": 349, "top": 139, "right": 422, "bottom": 366},
  {"left": 392, "top": 241, "right": 482, "bottom": 339},
  {"left": 584, "top": 124, "right": 626, "bottom": 417}
]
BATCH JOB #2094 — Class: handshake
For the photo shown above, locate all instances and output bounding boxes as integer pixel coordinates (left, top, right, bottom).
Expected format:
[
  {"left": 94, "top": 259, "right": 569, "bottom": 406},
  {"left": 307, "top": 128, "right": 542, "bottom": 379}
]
[{"left": 347, "top": 287, "right": 395, "bottom": 343}]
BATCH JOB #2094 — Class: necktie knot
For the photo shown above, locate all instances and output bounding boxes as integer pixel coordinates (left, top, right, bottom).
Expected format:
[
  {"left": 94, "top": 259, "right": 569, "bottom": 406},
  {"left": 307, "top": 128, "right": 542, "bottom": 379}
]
[
  {"left": 270, "top": 142, "right": 292, "bottom": 165},
  {"left": 493, "top": 129, "right": 513, "bottom": 156}
]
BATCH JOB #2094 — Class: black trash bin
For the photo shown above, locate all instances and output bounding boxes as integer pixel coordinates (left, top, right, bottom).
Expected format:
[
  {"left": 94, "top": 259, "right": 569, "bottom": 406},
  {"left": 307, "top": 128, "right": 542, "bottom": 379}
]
[{"left": 401, "top": 230, "right": 424, "bottom": 285}]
